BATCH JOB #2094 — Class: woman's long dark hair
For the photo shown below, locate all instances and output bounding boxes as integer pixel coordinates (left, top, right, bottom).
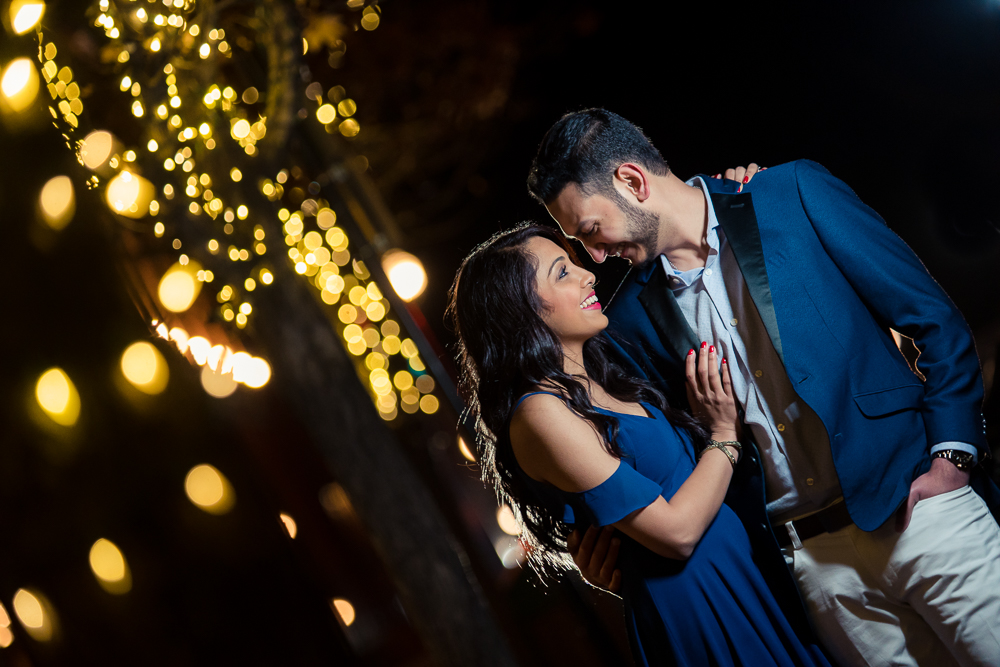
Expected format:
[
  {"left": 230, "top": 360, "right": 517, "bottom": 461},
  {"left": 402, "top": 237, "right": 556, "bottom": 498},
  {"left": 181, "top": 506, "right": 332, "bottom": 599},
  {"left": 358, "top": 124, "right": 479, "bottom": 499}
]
[{"left": 446, "top": 222, "right": 706, "bottom": 577}]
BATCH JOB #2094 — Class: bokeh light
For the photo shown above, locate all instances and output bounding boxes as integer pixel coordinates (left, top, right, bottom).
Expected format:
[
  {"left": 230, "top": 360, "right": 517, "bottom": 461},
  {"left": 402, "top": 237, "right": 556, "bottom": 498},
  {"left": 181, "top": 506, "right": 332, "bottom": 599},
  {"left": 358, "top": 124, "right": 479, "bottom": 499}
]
[
  {"left": 158, "top": 261, "right": 202, "bottom": 312},
  {"left": 88, "top": 538, "right": 132, "bottom": 594},
  {"left": 1, "top": 58, "right": 39, "bottom": 112},
  {"left": 381, "top": 249, "right": 427, "bottom": 301},
  {"left": 457, "top": 435, "right": 476, "bottom": 462},
  {"left": 331, "top": 598, "right": 355, "bottom": 626},
  {"left": 35, "top": 367, "right": 80, "bottom": 426},
  {"left": 105, "top": 170, "right": 154, "bottom": 218},
  {"left": 120, "top": 341, "right": 169, "bottom": 394},
  {"left": 279, "top": 513, "right": 297, "bottom": 539},
  {"left": 80, "top": 130, "right": 114, "bottom": 170},
  {"left": 12, "top": 589, "right": 53, "bottom": 642},
  {"left": 39, "top": 175, "right": 75, "bottom": 230},
  {"left": 184, "top": 463, "right": 235, "bottom": 514},
  {"left": 496, "top": 505, "right": 520, "bottom": 536},
  {"left": 9, "top": 0, "right": 46, "bottom": 34},
  {"left": 200, "top": 364, "right": 238, "bottom": 398}
]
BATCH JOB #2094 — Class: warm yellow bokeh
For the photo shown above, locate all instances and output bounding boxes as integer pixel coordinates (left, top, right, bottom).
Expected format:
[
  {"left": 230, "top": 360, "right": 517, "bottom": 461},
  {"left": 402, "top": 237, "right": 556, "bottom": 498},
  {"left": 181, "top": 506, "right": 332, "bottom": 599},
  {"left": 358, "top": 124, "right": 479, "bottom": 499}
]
[
  {"left": 120, "top": 341, "right": 169, "bottom": 394},
  {"left": 10, "top": 0, "right": 46, "bottom": 34},
  {"left": 12, "top": 589, "right": 53, "bottom": 642},
  {"left": 496, "top": 505, "right": 520, "bottom": 536},
  {"left": 331, "top": 598, "right": 355, "bottom": 627},
  {"left": 200, "top": 365, "right": 237, "bottom": 398},
  {"left": 39, "top": 175, "right": 75, "bottom": 230},
  {"left": 1, "top": 58, "right": 39, "bottom": 112},
  {"left": 279, "top": 513, "right": 297, "bottom": 539},
  {"left": 35, "top": 367, "right": 80, "bottom": 426},
  {"left": 105, "top": 170, "right": 154, "bottom": 218},
  {"left": 158, "top": 261, "right": 202, "bottom": 313},
  {"left": 184, "top": 463, "right": 235, "bottom": 514},
  {"left": 89, "top": 538, "right": 132, "bottom": 594},
  {"left": 382, "top": 250, "right": 427, "bottom": 301},
  {"left": 80, "top": 130, "right": 114, "bottom": 170},
  {"left": 457, "top": 435, "right": 476, "bottom": 462}
]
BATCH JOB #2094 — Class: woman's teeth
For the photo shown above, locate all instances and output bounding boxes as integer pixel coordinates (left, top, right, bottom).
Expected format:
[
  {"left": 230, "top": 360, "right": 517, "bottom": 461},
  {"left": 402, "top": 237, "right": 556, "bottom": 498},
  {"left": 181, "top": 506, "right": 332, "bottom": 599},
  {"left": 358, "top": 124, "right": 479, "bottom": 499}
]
[{"left": 580, "top": 294, "right": 599, "bottom": 308}]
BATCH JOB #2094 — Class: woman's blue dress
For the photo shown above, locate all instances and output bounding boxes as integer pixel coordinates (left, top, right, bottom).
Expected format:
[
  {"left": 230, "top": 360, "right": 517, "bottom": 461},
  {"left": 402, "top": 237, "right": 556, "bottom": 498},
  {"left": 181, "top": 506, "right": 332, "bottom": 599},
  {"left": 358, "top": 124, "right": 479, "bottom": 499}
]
[{"left": 515, "top": 394, "right": 832, "bottom": 667}]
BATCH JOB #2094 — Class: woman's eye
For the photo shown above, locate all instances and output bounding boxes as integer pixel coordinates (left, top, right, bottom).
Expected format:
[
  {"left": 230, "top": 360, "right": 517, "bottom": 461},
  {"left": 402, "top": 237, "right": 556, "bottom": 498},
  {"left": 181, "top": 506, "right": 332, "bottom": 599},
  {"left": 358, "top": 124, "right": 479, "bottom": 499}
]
[{"left": 558, "top": 266, "right": 568, "bottom": 279}]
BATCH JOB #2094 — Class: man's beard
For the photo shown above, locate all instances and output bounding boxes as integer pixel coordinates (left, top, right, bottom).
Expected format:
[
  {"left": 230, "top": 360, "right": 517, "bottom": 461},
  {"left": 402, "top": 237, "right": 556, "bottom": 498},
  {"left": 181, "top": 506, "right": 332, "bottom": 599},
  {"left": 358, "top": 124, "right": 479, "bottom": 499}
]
[{"left": 612, "top": 191, "right": 661, "bottom": 267}]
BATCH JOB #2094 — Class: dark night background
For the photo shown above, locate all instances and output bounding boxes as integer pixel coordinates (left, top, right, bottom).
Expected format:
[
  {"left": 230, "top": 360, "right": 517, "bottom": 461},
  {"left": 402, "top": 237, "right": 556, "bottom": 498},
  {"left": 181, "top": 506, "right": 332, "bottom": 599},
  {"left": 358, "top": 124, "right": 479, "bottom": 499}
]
[{"left": 1, "top": 0, "right": 998, "bottom": 664}]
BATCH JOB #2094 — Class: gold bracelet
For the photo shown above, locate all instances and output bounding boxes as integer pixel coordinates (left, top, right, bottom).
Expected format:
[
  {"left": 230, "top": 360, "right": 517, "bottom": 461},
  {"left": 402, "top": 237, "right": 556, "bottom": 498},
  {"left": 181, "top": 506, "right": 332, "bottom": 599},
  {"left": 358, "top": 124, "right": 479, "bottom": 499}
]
[
  {"left": 701, "top": 442, "right": 737, "bottom": 470},
  {"left": 709, "top": 439, "right": 741, "bottom": 457}
]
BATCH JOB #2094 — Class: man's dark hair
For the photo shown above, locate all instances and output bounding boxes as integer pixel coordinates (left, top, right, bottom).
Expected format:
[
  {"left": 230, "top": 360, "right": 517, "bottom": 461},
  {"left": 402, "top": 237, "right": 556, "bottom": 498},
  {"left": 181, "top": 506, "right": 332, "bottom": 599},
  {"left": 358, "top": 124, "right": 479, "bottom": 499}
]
[{"left": 527, "top": 108, "right": 669, "bottom": 205}]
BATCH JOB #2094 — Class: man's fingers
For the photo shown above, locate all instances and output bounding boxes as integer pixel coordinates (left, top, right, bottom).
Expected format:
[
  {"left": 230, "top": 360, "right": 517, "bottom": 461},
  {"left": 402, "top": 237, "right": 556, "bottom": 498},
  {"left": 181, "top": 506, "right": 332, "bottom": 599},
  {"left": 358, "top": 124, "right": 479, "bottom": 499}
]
[
  {"left": 567, "top": 529, "right": 581, "bottom": 556},
  {"left": 589, "top": 526, "right": 615, "bottom": 573},
  {"left": 575, "top": 525, "right": 600, "bottom": 566},
  {"left": 608, "top": 569, "right": 622, "bottom": 594},
  {"left": 895, "top": 492, "right": 919, "bottom": 532},
  {"left": 598, "top": 537, "right": 621, "bottom": 585}
]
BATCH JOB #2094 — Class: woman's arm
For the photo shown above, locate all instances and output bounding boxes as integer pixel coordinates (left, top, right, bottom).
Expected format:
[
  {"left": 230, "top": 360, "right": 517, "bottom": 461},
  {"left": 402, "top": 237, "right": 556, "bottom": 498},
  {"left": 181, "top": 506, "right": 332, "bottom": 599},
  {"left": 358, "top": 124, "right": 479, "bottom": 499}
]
[{"left": 511, "top": 345, "right": 739, "bottom": 561}]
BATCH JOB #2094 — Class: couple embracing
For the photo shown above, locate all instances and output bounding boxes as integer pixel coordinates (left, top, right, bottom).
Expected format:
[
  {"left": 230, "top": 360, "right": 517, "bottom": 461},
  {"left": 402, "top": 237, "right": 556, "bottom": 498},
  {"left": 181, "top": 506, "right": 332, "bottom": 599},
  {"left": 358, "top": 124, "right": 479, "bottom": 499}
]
[{"left": 447, "top": 108, "right": 1000, "bottom": 666}]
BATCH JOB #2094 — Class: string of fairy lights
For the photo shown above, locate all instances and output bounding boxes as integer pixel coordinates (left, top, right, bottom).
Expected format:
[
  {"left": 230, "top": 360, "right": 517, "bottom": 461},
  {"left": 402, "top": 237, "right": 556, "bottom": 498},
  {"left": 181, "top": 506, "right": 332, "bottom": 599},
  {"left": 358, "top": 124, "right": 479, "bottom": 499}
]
[{"left": 16, "top": 0, "right": 442, "bottom": 420}]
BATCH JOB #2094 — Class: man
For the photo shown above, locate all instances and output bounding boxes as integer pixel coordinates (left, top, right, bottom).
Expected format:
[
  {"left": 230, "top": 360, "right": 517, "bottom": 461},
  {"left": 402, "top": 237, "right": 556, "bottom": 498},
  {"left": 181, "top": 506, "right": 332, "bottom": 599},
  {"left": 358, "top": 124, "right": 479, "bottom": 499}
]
[{"left": 526, "top": 108, "right": 1000, "bottom": 666}]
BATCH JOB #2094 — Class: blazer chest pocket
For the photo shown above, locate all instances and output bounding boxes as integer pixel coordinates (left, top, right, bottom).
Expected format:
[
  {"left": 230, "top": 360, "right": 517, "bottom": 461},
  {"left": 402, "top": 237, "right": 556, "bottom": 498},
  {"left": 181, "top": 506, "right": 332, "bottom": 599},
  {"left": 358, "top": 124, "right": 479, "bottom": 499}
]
[{"left": 853, "top": 384, "right": 925, "bottom": 417}]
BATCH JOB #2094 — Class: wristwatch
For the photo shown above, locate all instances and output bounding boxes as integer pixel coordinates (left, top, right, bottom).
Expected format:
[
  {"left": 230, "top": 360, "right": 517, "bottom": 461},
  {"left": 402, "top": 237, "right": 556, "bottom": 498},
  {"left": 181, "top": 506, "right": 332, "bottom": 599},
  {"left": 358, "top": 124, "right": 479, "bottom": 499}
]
[{"left": 932, "top": 449, "right": 975, "bottom": 471}]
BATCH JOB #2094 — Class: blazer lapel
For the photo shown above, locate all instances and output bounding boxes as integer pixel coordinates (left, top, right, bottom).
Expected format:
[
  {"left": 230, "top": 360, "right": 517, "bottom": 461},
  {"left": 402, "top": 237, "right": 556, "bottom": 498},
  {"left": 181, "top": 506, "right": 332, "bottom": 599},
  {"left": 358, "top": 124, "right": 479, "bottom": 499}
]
[
  {"left": 637, "top": 264, "right": 700, "bottom": 362},
  {"left": 711, "top": 191, "right": 784, "bottom": 364}
]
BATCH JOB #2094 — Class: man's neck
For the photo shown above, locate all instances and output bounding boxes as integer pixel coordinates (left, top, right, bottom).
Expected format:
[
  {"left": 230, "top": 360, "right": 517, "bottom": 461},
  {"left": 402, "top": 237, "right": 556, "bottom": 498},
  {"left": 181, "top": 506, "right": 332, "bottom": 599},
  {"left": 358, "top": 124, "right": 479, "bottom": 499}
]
[{"left": 654, "top": 175, "right": 711, "bottom": 271}]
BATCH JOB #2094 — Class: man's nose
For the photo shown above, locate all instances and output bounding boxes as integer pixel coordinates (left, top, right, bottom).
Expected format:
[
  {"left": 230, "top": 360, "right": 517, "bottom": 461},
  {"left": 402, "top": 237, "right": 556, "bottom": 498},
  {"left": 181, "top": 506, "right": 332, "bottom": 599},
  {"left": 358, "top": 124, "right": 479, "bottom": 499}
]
[{"left": 586, "top": 243, "right": 607, "bottom": 264}]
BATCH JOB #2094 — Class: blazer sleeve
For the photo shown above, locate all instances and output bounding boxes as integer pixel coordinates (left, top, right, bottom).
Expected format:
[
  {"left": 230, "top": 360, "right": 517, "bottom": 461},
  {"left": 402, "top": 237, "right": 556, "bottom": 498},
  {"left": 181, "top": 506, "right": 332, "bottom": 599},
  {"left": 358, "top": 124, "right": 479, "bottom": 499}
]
[{"left": 794, "top": 160, "right": 986, "bottom": 455}]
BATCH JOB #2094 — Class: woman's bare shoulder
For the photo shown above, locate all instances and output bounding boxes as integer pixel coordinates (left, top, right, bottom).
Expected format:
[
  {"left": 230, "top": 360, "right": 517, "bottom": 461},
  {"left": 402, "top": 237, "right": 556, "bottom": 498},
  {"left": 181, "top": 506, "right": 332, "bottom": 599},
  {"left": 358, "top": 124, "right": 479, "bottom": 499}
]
[{"left": 509, "top": 392, "right": 618, "bottom": 493}]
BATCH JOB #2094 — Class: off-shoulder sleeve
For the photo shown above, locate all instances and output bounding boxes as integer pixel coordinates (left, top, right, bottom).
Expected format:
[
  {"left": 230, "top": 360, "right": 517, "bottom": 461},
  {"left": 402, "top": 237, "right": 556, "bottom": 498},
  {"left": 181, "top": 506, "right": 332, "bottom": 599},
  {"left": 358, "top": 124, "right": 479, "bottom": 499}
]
[{"left": 575, "top": 460, "right": 663, "bottom": 526}]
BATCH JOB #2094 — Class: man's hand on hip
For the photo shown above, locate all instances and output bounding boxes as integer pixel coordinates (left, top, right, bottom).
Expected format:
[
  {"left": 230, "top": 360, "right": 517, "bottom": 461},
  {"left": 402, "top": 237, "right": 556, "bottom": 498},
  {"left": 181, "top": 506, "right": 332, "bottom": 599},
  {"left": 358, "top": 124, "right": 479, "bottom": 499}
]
[
  {"left": 896, "top": 457, "right": 971, "bottom": 532},
  {"left": 568, "top": 525, "right": 621, "bottom": 593}
]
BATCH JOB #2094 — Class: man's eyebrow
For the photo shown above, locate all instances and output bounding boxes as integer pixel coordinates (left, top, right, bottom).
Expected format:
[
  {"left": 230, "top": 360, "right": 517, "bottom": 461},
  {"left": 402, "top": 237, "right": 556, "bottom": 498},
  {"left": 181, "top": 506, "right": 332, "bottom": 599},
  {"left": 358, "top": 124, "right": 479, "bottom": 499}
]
[{"left": 547, "top": 255, "right": 566, "bottom": 277}]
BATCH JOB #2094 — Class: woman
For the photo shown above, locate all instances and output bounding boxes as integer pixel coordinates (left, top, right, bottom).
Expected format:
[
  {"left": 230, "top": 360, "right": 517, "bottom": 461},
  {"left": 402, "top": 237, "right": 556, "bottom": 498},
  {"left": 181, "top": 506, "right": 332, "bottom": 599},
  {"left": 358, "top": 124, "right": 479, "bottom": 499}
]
[{"left": 447, "top": 223, "right": 832, "bottom": 667}]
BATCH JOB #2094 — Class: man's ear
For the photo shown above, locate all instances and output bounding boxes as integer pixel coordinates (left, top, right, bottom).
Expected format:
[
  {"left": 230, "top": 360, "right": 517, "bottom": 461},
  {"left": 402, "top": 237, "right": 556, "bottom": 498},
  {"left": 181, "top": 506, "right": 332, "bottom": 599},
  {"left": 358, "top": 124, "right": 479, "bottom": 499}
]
[{"left": 614, "top": 163, "right": 651, "bottom": 203}]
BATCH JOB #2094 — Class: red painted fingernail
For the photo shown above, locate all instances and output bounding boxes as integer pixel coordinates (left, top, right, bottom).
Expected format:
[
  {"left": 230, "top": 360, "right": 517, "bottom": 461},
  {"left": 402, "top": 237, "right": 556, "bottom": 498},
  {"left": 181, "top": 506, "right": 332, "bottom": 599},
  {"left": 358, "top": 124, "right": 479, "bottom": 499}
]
[
  {"left": 701, "top": 342, "right": 707, "bottom": 349},
  {"left": 714, "top": 173, "right": 721, "bottom": 179},
  {"left": 688, "top": 349, "right": 695, "bottom": 356},
  {"left": 737, "top": 185, "right": 743, "bottom": 193},
  {"left": 709, "top": 345, "right": 715, "bottom": 353},
  {"left": 722, "top": 358, "right": 727, "bottom": 364},
  {"left": 742, "top": 175, "right": 749, "bottom": 183}
]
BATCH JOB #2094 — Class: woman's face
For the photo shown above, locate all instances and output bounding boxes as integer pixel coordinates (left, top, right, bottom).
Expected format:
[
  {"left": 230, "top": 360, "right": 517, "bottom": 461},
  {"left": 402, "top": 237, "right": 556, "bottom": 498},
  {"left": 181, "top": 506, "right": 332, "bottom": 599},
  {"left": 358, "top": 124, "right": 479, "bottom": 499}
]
[{"left": 525, "top": 236, "right": 608, "bottom": 345}]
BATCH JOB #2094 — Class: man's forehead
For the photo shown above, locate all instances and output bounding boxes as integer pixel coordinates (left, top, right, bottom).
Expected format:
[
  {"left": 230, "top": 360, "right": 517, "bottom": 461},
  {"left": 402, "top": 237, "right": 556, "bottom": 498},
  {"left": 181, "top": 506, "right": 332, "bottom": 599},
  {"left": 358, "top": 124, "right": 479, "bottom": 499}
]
[{"left": 546, "top": 183, "right": 589, "bottom": 235}]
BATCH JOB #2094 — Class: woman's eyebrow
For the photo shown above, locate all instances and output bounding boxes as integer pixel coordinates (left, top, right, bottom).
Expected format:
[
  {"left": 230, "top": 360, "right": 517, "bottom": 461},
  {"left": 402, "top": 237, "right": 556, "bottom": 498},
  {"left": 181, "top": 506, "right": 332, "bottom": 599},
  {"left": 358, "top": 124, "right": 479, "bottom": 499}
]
[{"left": 547, "top": 256, "right": 566, "bottom": 277}]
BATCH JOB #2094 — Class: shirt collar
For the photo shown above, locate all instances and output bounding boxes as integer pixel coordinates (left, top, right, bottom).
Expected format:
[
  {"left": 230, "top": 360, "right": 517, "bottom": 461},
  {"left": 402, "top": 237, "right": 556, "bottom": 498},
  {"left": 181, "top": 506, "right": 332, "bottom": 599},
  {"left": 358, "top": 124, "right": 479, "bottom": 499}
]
[{"left": 659, "top": 176, "right": 722, "bottom": 286}]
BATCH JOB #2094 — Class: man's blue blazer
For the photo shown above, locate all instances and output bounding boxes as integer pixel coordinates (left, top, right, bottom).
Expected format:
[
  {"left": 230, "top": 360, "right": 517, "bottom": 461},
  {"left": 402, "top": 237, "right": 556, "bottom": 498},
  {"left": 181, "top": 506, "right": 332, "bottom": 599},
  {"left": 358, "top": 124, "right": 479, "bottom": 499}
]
[{"left": 601, "top": 160, "right": 998, "bottom": 629}]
